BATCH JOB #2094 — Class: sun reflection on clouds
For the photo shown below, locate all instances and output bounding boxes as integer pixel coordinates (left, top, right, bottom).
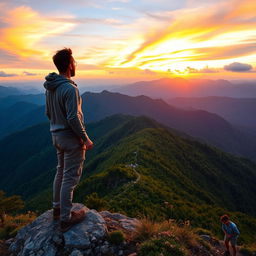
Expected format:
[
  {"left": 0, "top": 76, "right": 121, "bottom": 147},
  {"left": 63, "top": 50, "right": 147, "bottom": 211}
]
[
  {"left": 0, "top": 0, "right": 255, "bottom": 80},
  {"left": 107, "top": 0, "right": 256, "bottom": 74},
  {"left": 0, "top": 5, "right": 75, "bottom": 58}
]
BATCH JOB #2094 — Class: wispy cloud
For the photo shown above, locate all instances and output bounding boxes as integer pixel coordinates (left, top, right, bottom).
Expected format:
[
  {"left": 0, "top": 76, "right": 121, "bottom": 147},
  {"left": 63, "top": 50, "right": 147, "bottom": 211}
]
[
  {"left": 0, "top": 5, "right": 75, "bottom": 58},
  {"left": 185, "top": 66, "right": 219, "bottom": 74},
  {"left": 0, "top": 71, "right": 18, "bottom": 77},
  {"left": 224, "top": 62, "right": 253, "bottom": 72},
  {"left": 111, "top": 0, "right": 256, "bottom": 72},
  {"left": 0, "top": 0, "right": 255, "bottom": 80},
  {"left": 48, "top": 17, "right": 124, "bottom": 25},
  {"left": 23, "top": 71, "right": 37, "bottom": 76}
]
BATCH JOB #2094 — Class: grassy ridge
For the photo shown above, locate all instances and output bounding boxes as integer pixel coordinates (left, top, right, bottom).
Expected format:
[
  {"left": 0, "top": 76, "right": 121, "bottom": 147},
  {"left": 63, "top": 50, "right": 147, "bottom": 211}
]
[
  {"left": 1, "top": 114, "right": 256, "bottom": 244},
  {"left": 73, "top": 125, "right": 256, "bottom": 244}
]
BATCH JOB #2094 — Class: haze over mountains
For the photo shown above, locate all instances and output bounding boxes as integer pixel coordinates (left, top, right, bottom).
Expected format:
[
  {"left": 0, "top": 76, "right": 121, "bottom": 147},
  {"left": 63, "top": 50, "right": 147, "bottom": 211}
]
[
  {"left": 0, "top": 84, "right": 40, "bottom": 97},
  {"left": 114, "top": 78, "right": 256, "bottom": 99},
  {"left": 1, "top": 81, "right": 256, "bottom": 244},
  {"left": 0, "top": 85, "right": 23, "bottom": 98},
  {"left": 169, "top": 97, "right": 256, "bottom": 128},
  {"left": 1, "top": 84, "right": 256, "bottom": 160}
]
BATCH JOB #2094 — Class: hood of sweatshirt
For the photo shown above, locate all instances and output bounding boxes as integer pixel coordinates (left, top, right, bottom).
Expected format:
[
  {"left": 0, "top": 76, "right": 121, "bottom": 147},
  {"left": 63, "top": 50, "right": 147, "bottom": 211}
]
[{"left": 44, "top": 72, "right": 73, "bottom": 91}]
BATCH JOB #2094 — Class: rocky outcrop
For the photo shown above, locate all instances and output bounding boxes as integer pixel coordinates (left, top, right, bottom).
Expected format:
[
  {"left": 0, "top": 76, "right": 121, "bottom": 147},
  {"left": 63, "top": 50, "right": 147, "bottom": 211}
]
[{"left": 8, "top": 203, "right": 139, "bottom": 256}]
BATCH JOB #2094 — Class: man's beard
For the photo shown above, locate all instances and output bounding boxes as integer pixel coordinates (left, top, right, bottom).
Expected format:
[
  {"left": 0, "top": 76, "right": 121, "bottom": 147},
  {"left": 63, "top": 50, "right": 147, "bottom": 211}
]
[{"left": 71, "top": 69, "right": 75, "bottom": 77}]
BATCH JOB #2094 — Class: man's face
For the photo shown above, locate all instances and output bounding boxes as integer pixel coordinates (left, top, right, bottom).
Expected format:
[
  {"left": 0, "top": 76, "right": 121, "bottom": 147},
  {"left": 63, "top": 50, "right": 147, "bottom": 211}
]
[{"left": 70, "top": 56, "right": 76, "bottom": 77}]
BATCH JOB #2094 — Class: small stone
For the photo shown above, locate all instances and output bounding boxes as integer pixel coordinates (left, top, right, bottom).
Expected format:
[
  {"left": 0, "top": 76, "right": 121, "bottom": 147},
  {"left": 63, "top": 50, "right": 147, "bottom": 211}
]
[
  {"left": 94, "top": 246, "right": 101, "bottom": 254},
  {"left": 91, "top": 236, "right": 97, "bottom": 242},
  {"left": 118, "top": 250, "right": 124, "bottom": 256},
  {"left": 108, "top": 247, "right": 115, "bottom": 254},
  {"left": 100, "top": 245, "right": 109, "bottom": 254},
  {"left": 52, "top": 234, "right": 63, "bottom": 245},
  {"left": 5, "top": 238, "right": 14, "bottom": 245},
  {"left": 70, "top": 249, "right": 84, "bottom": 256},
  {"left": 103, "top": 241, "right": 109, "bottom": 246},
  {"left": 29, "top": 251, "right": 35, "bottom": 256},
  {"left": 25, "top": 241, "right": 35, "bottom": 250},
  {"left": 83, "top": 248, "right": 92, "bottom": 256},
  {"left": 36, "top": 249, "right": 44, "bottom": 256}
]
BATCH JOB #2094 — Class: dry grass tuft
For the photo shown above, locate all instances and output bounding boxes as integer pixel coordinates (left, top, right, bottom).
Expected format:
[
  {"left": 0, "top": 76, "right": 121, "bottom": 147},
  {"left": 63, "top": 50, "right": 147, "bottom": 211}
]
[{"left": 133, "top": 217, "right": 199, "bottom": 249}]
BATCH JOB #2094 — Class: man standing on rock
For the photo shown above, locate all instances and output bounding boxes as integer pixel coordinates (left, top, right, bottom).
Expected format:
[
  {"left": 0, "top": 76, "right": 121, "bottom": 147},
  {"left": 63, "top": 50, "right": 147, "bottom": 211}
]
[{"left": 44, "top": 48, "right": 93, "bottom": 232}]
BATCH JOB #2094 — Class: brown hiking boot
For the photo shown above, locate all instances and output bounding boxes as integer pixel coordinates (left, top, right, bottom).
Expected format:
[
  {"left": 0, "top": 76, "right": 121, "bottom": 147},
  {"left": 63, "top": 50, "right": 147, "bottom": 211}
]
[
  {"left": 53, "top": 208, "right": 60, "bottom": 220},
  {"left": 60, "top": 209, "right": 86, "bottom": 232}
]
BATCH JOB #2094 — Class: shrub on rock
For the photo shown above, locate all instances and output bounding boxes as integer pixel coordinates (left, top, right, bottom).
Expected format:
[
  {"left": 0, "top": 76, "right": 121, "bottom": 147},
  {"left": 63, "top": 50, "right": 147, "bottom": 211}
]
[{"left": 108, "top": 230, "right": 125, "bottom": 245}]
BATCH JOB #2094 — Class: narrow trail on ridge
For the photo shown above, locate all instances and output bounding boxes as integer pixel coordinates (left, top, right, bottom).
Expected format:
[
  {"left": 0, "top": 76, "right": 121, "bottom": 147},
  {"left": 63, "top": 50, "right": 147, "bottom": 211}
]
[{"left": 121, "top": 150, "right": 141, "bottom": 194}]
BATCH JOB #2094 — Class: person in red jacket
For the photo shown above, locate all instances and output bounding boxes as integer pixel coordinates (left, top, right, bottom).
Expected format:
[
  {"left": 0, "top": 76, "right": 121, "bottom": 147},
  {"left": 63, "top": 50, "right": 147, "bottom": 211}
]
[{"left": 44, "top": 48, "right": 93, "bottom": 232}]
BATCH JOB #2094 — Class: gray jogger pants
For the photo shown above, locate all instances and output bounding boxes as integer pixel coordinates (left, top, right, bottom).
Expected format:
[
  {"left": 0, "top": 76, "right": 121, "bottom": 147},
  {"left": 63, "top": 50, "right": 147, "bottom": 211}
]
[{"left": 51, "top": 133, "right": 86, "bottom": 221}]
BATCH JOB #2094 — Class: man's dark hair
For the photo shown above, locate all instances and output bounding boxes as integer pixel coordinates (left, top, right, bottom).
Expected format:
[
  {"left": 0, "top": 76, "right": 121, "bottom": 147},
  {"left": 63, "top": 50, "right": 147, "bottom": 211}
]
[
  {"left": 220, "top": 214, "right": 229, "bottom": 222},
  {"left": 53, "top": 48, "right": 72, "bottom": 73}
]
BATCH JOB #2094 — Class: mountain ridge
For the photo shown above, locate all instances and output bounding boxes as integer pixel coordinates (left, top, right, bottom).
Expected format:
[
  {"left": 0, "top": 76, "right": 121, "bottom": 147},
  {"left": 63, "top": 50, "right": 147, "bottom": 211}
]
[
  {"left": 113, "top": 77, "right": 256, "bottom": 98},
  {"left": 169, "top": 96, "right": 256, "bottom": 128},
  {"left": 1, "top": 114, "right": 256, "bottom": 244}
]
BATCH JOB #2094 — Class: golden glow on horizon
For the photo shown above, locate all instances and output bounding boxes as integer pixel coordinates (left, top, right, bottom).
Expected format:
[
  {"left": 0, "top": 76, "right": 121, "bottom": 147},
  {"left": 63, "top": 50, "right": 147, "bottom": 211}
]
[
  {"left": 0, "top": 0, "right": 255, "bottom": 79},
  {"left": 104, "top": 1, "right": 256, "bottom": 73}
]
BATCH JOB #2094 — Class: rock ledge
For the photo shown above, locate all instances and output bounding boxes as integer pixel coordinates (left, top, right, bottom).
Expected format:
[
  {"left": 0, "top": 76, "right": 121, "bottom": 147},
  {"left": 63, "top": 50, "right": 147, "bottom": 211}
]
[{"left": 8, "top": 203, "right": 139, "bottom": 256}]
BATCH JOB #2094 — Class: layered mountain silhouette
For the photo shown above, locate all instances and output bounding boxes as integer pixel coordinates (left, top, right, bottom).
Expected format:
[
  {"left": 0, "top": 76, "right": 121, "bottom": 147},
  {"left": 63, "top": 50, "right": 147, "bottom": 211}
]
[
  {"left": 1, "top": 114, "right": 256, "bottom": 244},
  {"left": 169, "top": 96, "right": 256, "bottom": 128},
  {"left": 1, "top": 90, "right": 256, "bottom": 160},
  {"left": 113, "top": 78, "right": 256, "bottom": 98},
  {"left": 0, "top": 93, "right": 45, "bottom": 109},
  {"left": 1, "top": 83, "right": 256, "bottom": 250},
  {"left": 81, "top": 91, "right": 256, "bottom": 160},
  {"left": 0, "top": 85, "right": 23, "bottom": 98},
  {"left": 0, "top": 101, "right": 40, "bottom": 137}
]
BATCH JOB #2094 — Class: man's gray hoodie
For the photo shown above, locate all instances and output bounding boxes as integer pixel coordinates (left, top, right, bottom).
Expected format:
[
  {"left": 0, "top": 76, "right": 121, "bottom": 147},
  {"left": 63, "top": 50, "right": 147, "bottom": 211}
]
[{"left": 44, "top": 72, "right": 88, "bottom": 142}]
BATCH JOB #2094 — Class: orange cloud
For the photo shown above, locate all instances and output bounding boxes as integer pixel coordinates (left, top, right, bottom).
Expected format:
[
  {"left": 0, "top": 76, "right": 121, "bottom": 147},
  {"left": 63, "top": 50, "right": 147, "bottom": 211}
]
[
  {"left": 0, "top": 6, "right": 74, "bottom": 59},
  {"left": 112, "top": 0, "right": 256, "bottom": 72},
  {"left": 0, "top": 0, "right": 255, "bottom": 80}
]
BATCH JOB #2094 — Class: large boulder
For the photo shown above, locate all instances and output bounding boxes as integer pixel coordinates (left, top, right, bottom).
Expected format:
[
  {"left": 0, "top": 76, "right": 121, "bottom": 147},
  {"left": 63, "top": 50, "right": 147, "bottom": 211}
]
[{"left": 8, "top": 203, "right": 139, "bottom": 256}]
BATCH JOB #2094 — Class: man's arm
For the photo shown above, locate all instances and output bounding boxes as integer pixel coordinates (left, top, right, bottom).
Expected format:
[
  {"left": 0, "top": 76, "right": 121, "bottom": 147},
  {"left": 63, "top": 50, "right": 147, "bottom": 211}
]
[
  {"left": 231, "top": 223, "right": 240, "bottom": 236},
  {"left": 222, "top": 224, "right": 229, "bottom": 237},
  {"left": 45, "top": 91, "right": 51, "bottom": 120},
  {"left": 65, "top": 86, "right": 89, "bottom": 143}
]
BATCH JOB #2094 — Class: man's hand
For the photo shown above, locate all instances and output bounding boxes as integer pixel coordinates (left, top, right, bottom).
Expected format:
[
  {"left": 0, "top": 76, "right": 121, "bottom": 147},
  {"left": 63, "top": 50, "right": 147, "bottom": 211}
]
[
  {"left": 85, "top": 138, "right": 94, "bottom": 150},
  {"left": 79, "top": 138, "right": 93, "bottom": 150}
]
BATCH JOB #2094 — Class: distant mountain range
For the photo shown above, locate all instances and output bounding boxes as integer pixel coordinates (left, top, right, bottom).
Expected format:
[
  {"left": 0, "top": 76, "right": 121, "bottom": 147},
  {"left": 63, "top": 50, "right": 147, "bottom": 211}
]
[
  {"left": 0, "top": 85, "right": 23, "bottom": 98},
  {"left": 1, "top": 81, "right": 256, "bottom": 244},
  {"left": 0, "top": 95, "right": 46, "bottom": 138},
  {"left": 113, "top": 77, "right": 256, "bottom": 98},
  {"left": 0, "top": 93, "right": 45, "bottom": 109},
  {"left": 81, "top": 91, "right": 256, "bottom": 160},
  {"left": 169, "top": 96, "right": 256, "bottom": 128},
  {"left": 1, "top": 114, "right": 256, "bottom": 243},
  {"left": 0, "top": 85, "right": 40, "bottom": 98},
  {"left": 1, "top": 90, "right": 256, "bottom": 160}
]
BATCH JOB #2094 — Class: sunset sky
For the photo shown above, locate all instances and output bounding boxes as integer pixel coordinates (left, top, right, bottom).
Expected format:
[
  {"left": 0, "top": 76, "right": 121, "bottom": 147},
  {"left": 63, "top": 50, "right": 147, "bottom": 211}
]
[{"left": 0, "top": 0, "right": 255, "bottom": 83}]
